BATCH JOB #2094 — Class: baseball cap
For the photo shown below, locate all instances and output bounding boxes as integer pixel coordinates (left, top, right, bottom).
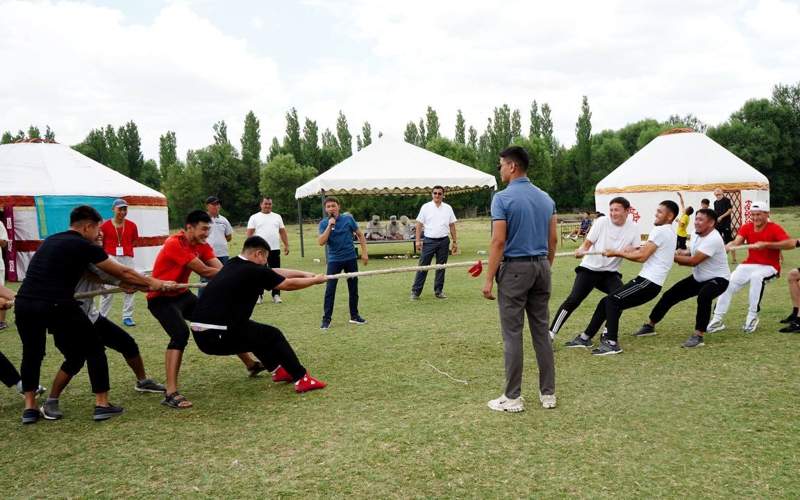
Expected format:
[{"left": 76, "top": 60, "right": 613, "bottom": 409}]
[
  {"left": 751, "top": 201, "right": 769, "bottom": 212},
  {"left": 112, "top": 198, "right": 128, "bottom": 209},
  {"left": 206, "top": 196, "right": 221, "bottom": 205}
]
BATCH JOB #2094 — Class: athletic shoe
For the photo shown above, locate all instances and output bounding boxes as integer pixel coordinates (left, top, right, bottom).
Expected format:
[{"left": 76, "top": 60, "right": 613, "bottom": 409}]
[
  {"left": 349, "top": 315, "right": 367, "bottom": 325},
  {"left": 591, "top": 339, "right": 622, "bottom": 356},
  {"left": 779, "top": 313, "right": 797, "bottom": 324},
  {"left": 272, "top": 295, "right": 282, "bottom": 304},
  {"left": 135, "top": 379, "right": 166, "bottom": 393},
  {"left": 93, "top": 403, "right": 124, "bottom": 421},
  {"left": 487, "top": 394, "right": 524, "bottom": 413},
  {"left": 632, "top": 323, "right": 656, "bottom": 337},
  {"left": 564, "top": 335, "right": 592, "bottom": 348},
  {"left": 16, "top": 381, "right": 46, "bottom": 397},
  {"left": 40, "top": 399, "right": 64, "bottom": 420},
  {"left": 0, "top": 321, "right": 7, "bottom": 330},
  {"left": 294, "top": 373, "right": 326, "bottom": 393},
  {"left": 22, "top": 408, "right": 40, "bottom": 425},
  {"left": 706, "top": 317, "right": 726, "bottom": 333},
  {"left": 320, "top": 319, "right": 331, "bottom": 330},
  {"left": 743, "top": 315, "right": 759, "bottom": 334},
  {"left": 271, "top": 365, "right": 293, "bottom": 383},
  {"left": 539, "top": 393, "right": 557, "bottom": 409},
  {"left": 247, "top": 361, "right": 267, "bottom": 378},
  {"left": 779, "top": 321, "right": 800, "bottom": 333},
  {"left": 410, "top": 292, "right": 420, "bottom": 301},
  {"left": 682, "top": 334, "right": 705, "bottom": 348},
  {"left": 434, "top": 292, "right": 448, "bottom": 299},
  {"left": 122, "top": 317, "right": 136, "bottom": 327}
]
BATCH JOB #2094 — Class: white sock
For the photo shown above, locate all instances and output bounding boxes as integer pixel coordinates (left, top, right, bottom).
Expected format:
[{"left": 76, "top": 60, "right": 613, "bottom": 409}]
[
  {"left": 579, "top": 333, "right": 590, "bottom": 341},
  {"left": 608, "top": 339, "right": 617, "bottom": 345}
]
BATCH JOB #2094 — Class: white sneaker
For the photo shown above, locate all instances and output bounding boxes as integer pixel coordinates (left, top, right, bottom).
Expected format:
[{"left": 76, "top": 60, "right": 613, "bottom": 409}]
[
  {"left": 272, "top": 295, "right": 282, "bottom": 304},
  {"left": 257, "top": 295, "right": 263, "bottom": 305},
  {"left": 539, "top": 393, "right": 557, "bottom": 409},
  {"left": 706, "top": 317, "right": 726, "bottom": 333},
  {"left": 487, "top": 394, "right": 524, "bottom": 413},
  {"left": 743, "top": 315, "right": 759, "bottom": 333}
]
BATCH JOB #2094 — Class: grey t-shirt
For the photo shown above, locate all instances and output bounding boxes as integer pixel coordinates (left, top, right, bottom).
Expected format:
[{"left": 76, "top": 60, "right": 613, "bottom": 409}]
[{"left": 208, "top": 214, "right": 233, "bottom": 257}]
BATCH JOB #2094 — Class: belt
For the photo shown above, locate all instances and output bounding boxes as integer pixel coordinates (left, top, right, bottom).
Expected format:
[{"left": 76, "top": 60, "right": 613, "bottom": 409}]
[
  {"left": 503, "top": 255, "right": 547, "bottom": 262},
  {"left": 423, "top": 236, "right": 449, "bottom": 240}
]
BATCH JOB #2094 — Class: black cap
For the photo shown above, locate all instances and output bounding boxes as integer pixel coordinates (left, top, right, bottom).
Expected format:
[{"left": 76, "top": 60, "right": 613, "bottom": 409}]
[{"left": 205, "top": 196, "right": 220, "bottom": 205}]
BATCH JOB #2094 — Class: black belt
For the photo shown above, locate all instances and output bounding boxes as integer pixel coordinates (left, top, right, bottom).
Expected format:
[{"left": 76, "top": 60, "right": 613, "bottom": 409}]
[
  {"left": 503, "top": 255, "right": 547, "bottom": 262},
  {"left": 423, "top": 236, "right": 449, "bottom": 241}
]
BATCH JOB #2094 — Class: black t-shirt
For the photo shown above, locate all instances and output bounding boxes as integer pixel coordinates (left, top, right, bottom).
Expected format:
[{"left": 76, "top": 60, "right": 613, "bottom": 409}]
[
  {"left": 192, "top": 256, "right": 285, "bottom": 328},
  {"left": 714, "top": 197, "right": 733, "bottom": 228},
  {"left": 17, "top": 230, "right": 108, "bottom": 303}
]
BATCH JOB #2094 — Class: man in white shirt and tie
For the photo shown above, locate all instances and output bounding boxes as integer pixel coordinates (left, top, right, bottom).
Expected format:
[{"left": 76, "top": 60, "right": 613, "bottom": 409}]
[{"left": 410, "top": 186, "right": 458, "bottom": 300}]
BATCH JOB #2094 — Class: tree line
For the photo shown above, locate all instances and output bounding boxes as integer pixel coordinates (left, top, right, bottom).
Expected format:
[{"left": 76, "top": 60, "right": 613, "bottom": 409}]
[{"left": 2, "top": 81, "right": 797, "bottom": 226}]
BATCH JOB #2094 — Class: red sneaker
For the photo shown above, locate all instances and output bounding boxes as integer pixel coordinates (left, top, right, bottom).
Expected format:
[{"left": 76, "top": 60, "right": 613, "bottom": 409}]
[
  {"left": 294, "top": 373, "right": 327, "bottom": 393},
  {"left": 271, "top": 365, "right": 293, "bottom": 383}
]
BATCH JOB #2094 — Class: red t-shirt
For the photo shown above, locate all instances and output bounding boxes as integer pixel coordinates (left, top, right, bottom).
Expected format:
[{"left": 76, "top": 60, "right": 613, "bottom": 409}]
[
  {"left": 147, "top": 231, "right": 216, "bottom": 300},
  {"left": 739, "top": 221, "right": 789, "bottom": 272},
  {"left": 100, "top": 219, "right": 139, "bottom": 257}
]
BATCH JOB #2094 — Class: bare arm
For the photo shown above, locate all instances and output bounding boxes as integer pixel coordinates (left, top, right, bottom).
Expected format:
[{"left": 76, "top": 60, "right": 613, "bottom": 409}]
[
  {"left": 355, "top": 229, "right": 368, "bottom": 265},
  {"left": 0, "top": 239, "right": 6, "bottom": 249},
  {"left": 606, "top": 241, "right": 658, "bottom": 263},
  {"left": 273, "top": 268, "right": 314, "bottom": 279},
  {"left": 94, "top": 258, "right": 166, "bottom": 290},
  {"left": 274, "top": 274, "right": 327, "bottom": 291},
  {"left": 675, "top": 251, "right": 709, "bottom": 267},
  {"left": 185, "top": 257, "right": 222, "bottom": 279},
  {"left": 0, "top": 285, "right": 14, "bottom": 301},
  {"left": 279, "top": 227, "right": 289, "bottom": 255},
  {"left": 245, "top": 228, "right": 255, "bottom": 238},
  {"left": 755, "top": 238, "right": 798, "bottom": 250},
  {"left": 449, "top": 223, "right": 458, "bottom": 251},
  {"left": 677, "top": 192, "right": 685, "bottom": 213},
  {"left": 415, "top": 222, "right": 424, "bottom": 251},
  {"left": 482, "top": 220, "right": 507, "bottom": 300},
  {"left": 726, "top": 234, "right": 745, "bottom": 251}
]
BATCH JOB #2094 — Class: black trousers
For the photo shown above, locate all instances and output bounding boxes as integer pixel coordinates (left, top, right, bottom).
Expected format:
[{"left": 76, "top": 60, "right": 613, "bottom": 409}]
[
  {"left": 192, "top": 321, "right": 305, "bottom": 380},
  {"left": 649, "top": 275, "right": 729, "bottom": 332},
  {"left": 0, "top": 350, "right": 20, "bottom": 388},
  {"left": 268, "top": 250, "right": 281, "bottom": 297},
  {"left": 411, "top": 236, "right": 450, "bottom": 295},
  {"left": 585, "top": 277, "right": 662, "bottom": 341},
  {"left": 94, "top": 316, "right": 140, "bottom": 359},
  {"left": 676, "top": 236, "right": 688, "bottom": 250},
  {"left": 147, "top": 292, "right": 197, "bottom": 351},
  {"left": 15, "top": 298, "right": 110, "bottom": 394},
  {"left": 323, "top": 258, "right": 359, "bottom": 321},
  {"left": 550, "top": 267, "right": 623, "bottom": 335}
]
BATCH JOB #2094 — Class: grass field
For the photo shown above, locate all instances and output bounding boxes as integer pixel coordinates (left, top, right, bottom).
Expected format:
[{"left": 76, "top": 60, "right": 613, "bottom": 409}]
[{"left": 1, "top": 210, "right": 799, "bottom": 498}]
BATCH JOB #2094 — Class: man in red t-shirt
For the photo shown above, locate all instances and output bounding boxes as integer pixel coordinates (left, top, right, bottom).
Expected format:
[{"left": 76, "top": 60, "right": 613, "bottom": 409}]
[
  {"left": 707, "top": 202, "right": 787, "bottom": 333},
  {"left": 147, "top": 210, "right": 263, "bottom": 409},
  {"left": 99, "top": 199, "right": 139, "bottom": 326}
]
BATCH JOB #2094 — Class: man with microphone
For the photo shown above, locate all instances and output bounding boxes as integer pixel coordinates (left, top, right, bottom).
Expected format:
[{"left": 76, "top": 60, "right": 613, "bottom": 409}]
[{"left": 317, "top": 197, "right": 368, "bottom": 330}]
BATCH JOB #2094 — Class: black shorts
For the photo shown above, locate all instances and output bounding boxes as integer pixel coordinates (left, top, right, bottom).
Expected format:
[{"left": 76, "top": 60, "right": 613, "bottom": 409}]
[{"left": 147, "top": 292, "right": 197, "bottom": 351}]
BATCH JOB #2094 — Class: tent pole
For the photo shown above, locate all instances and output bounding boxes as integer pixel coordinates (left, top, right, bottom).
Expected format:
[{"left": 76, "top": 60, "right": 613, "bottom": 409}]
[
  {"left": 298, "top": 198, "right": 304, "bottom": 258},
  {"left": 489, "top": 189, "right": 495, "bottom": 236}
]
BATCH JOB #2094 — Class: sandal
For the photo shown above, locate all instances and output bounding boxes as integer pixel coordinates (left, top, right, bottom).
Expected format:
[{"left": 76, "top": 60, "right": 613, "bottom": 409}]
[{"left": 161, "top": 392, "right": 193, "bottom": 409}]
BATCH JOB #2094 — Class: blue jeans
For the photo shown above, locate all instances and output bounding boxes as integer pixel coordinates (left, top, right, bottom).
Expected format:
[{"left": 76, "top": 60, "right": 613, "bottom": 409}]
[{"left": 323, "top": 258, "right": 359, "bottom": 321}]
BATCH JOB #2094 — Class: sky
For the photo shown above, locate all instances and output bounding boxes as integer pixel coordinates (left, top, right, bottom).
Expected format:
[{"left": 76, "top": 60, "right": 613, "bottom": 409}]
[{"left": 1, "top": 0, "right": 799, "bottom": 162}]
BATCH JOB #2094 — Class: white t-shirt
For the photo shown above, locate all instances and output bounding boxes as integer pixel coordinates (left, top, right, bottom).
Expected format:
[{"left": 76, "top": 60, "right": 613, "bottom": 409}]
[
  {"left": 690, "top": 230, "right": 731, "bottom": 282},
  {"left": 581, "top": 216, "right": 640, "bottom": 272},
  {"left": 208, "top": 214, "right": 233, "bottom": 257},
  {"left": 247, "top": 211, "right": 285, "bottom": 251},
  {"left": 639, "top": 224, "right": 677, "bottom": 286},
  {"left": 416, "top": 201, "right": 457, "bottom": 239}
]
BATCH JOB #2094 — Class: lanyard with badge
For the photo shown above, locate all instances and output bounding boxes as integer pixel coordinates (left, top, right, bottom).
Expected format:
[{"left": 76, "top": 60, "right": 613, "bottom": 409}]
[{"left": 114, "top": 222, "right": 125, "bottom": 256}]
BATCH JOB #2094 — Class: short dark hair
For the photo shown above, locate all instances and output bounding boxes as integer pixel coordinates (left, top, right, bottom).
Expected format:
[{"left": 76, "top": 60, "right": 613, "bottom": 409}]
[
  {"left": 432, "top": 185, "right": 445, "bottom": 193},
  {"left": 261, "top": 197, "right": 272, "bottom": 203},
  {"left": 242, "top": 235, "right": 271, "bottom": 253},
  {"left": 324, "top": 196, "right": 340, "bottom": 206},
  {"left": 660, "top": 200, "right": 679, "bottom": 219},
  {"left": 70, "top": 205, "right": 102, "bottom": 225},
  {"left": 185, "top": 210, "right": 212, "bottom": 226},
  {"left": 609, "top": 196, "right": 630, "bottom": 210},
  {"left": 700, "top": 198, "right": 710, "bottom": 205},
  {"left": 686, "top": 206, "right": 695, "bottom": 216},
  {"left": 695, "top": 208, "right": 718, "bottom": 222},
  {"left": 499, "top": 146, "right": 529, "bottom": 171}
]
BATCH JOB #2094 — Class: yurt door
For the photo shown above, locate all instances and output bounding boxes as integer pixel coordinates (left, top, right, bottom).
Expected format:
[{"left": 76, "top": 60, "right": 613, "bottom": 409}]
[{"left": 725, "top": 190, "right": 743, "bottom": 234}]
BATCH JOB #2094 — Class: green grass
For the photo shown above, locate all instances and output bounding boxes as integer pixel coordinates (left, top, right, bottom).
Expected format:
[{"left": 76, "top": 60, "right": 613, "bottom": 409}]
[{"left": 1, "top": 213, "right": 800, "bottom": 498}]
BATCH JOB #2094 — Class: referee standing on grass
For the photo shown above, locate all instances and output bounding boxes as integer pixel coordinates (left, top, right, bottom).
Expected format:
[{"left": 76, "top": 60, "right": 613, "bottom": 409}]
[{"left": 482, "top": 146, "right": 557, "bottom": 413}]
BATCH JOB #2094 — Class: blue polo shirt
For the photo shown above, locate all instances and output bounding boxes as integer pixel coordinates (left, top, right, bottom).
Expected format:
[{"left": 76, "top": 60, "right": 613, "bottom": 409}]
[
  {"left": 319, "top": 213, "right": 359, "bottom": 262},
  {"left": 491, "top": 177, "right": 556, "bottom": 257}
]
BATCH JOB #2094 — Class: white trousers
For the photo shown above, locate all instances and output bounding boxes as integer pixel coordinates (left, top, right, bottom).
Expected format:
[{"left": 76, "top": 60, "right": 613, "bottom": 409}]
[
  {"left": 713, "top": 263, "right": 778, "bottom": 317},
  {"left": 98, "top": 255, "right": 135, "bottom": 320}
]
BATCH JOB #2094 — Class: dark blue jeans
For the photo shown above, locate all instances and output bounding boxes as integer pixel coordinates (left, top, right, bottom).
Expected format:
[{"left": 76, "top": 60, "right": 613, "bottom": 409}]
[
  {"left": 411, "top": 236, "right": 450, "bottom": 295},
  {"left": 323, "top": 258, "right": 359, "bottom": 321}
]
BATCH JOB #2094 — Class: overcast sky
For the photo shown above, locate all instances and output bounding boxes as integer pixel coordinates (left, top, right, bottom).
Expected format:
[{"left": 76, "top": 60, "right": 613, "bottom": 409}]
[{"left": 1, "top": 0, "right": 798, "bottom": 161}]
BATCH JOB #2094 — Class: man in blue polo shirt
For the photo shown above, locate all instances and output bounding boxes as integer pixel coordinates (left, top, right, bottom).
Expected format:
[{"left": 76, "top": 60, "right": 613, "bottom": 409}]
[
  {"left": 482, "top": 146, "right": 557, "bottom": 413},
  {"left": 318, "top": 196, "right": 368, "bottom": 330}
]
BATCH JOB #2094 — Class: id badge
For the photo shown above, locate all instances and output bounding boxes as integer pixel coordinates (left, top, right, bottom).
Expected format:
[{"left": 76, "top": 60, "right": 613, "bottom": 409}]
[{"left": 115, "top": 246, "right": 124, "bottom": 256}]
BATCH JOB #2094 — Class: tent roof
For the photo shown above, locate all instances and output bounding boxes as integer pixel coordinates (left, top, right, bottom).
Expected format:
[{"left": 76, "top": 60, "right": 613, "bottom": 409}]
[
  {"left": 295, "top": 138, "right": 497, "bottom": 199},
  {"left": 0, "top": 142, "right": 165, "bottom": 198},
  {"left": 595, "top": 132, "right": 769, "bottom": 194}
]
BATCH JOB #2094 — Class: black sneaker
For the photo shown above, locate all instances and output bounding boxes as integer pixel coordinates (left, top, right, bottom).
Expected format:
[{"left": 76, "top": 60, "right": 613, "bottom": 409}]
[
  {"left": 349, "top": 315, "right": 367, "bottom": 325},
  {"left": 780, "top": 313, "right": 797, "bottom": 324},
  {"left": 564, "top": 335, "right": 592, "bottom": 348},
  {"left": 40, "top": 399, "right": 64, "bottom": 420},
  {"left": 320, "top": 319, "right": 331, "bottom": 330},
  {"left": 434, "top": 292, "right": 448, "bottom": 299},
  {"left": 591, "top": 339, "right": 622, "bottom": 356},
  {"left": 22, "top": 408, "right": 40, "bottom": 425},
  {"left": 93, "top": 403, "right": 124, "bottom": 421},
  {"left": 682, "top": 334, "right": 705, "bottom": 348},
  {"left": 779, "top": 321, "right": 800, "bottom": 333},
  {"left": 135, "top": 378, "right": 167, "bottom": 392},
  {"left": 632, "top": 323, "right": 656, "bottom": 337}
]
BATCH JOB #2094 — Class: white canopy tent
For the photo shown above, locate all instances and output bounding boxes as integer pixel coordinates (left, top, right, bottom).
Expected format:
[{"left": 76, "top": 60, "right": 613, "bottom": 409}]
[
  {"left": 294, "top": 137, "right": 497, "bottom": 256},
  {"left": 595, "top": 130, "right": 770, "bottom": 233},
  {"left": 0, "top": 142, "right": 169, "bottom": 280}
]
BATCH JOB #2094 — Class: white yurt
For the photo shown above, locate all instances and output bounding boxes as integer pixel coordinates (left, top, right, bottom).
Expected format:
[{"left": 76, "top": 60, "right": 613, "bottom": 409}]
[
  {"left": 595, "top": 129, "right": 770, "bottom": 233},
  {"left": 0, "top": 141, "right": 169, "bottom": 280}
]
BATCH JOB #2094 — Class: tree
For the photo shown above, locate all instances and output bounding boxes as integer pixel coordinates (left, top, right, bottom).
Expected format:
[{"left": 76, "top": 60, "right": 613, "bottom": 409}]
[
  {"left": 467, "top": 126, "right": 478, "bottom": 150},
  {"left": 240, "top": 111, "right": 262, "bottom": 206},
  {"left": 259, "top": 154, "right": 317, "bottom": 214},
  {"left": 319, "top": 128, "right": 341, "bottom": 172},
  {"left": 140, "top": 159, "right": 161, "bottom": 190},
  {"left": 361, "top": 121, "right": 372, "bottom": 148},
  {"left": 454, "top": 110, "right": 466, "bottom": 144},
  {"left": 425, "top": 106, "right": 440, "bottom": 143},
  {"left": 540, "top": 103, "right": 557, "bottom": 155},
  {"left": 585, "top": 134, "right": 629, "bottom": 206},
  {"left": 404, "top": 121, "right": 419, "bottom": 145},
  {"left": 27, "top": 126, "right": 40, "bottom": 139},
  {"left": 356, "top": 135, "right": 363, "bottom": 151},
  {"left": 336, "top": 111, "right": 352, "bottom": 158},
  {"left": 213, "top": 120, "right": 229, "bottom": 145},
  {"left": 529, "top": 100, "right": 542, "bottom": 139},
  {"left": 44, "top": 125, "right": 55, "bottom": 141},
  {"left": 511, "top": 109, "right": 522, "bottom": 139},
  {"left": 119, "top": 121, "right": 145, "bottom": 181},
  {"left": 159, "top": 131, "right": 178, "bottom": 179},
  {"left": 0, "top": 131, "right": 12, "bottom": 144},
  {"left": 616, "top": 119, "right": 660, "bottom": 155},
  {"left": 574, "top": 96, "right": 592, "bottom": 191},
  {"left": 418, "top": 119, "right": 426, "bottom": 147},
  {"left": 665, "top": 113, "right": 706, "bottom": 133},
  {"left": 162, "top": 155, "right": 202, "bottom": 227},
  {"left": 267, "top": 137, "right": 282, "bottom": 162},
  {"left": 283, "top": 108, "right": 303, "bottom": 163},
  {"left": 302, "top": 118, "right": 321, "bottom": 170}
]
